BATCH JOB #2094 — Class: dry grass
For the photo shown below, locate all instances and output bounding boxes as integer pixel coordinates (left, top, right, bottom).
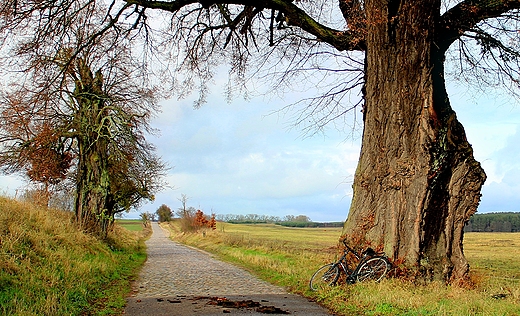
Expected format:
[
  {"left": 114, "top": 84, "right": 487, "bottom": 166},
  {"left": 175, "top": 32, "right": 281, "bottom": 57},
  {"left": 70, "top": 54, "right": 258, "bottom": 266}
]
[
  {"left": 165, "top": 221, "right": 520, "bottom": 316},
  {"left": 0, "top": 196, "right": 147, "bottom": 315}
]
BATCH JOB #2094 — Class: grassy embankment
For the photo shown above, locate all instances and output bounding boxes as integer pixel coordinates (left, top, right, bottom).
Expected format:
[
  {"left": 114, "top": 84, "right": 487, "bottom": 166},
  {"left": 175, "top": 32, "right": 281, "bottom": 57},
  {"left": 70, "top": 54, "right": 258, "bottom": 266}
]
[
  {"left": 0, "top": 197, "right": 149, "bottom": 315},
  {"left": 165, "top": 220, "right": 520, "bottom": 315}
]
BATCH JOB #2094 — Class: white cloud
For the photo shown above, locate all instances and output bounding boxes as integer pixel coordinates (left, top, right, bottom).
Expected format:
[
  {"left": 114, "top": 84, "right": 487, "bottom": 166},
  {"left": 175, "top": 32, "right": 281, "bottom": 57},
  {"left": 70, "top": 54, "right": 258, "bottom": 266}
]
[
  {"left": 0, "top": 175, "right": 25, "bottom": 197},
  {"left": 123, "top": 92, "right": 362, "bottom": 221},
  {"left": 477, "top": 125, "right": 520, "bottom": 213},
  {"left": 448, "top": 84, "right": 520, "bottom": 213}
]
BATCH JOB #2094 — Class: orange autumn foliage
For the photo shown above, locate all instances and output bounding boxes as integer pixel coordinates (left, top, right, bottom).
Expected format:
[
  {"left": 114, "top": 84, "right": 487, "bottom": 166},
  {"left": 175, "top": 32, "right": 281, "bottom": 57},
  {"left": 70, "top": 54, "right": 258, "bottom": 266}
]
[{"left": 194, "top": 210, "right": 216, "bottom": 230}]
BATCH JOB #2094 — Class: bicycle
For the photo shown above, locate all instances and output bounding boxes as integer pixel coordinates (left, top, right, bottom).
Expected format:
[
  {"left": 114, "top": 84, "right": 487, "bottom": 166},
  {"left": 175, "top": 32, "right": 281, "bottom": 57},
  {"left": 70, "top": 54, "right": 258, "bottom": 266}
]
[{"left": 309, "top": 239, "right": 391, "bottom": 291}]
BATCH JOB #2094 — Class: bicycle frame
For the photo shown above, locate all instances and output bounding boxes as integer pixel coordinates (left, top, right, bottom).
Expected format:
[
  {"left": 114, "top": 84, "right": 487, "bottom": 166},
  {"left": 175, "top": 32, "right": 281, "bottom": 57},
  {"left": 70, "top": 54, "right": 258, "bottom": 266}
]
[
  {"left": 309, "top": 239, "right": 391, "bottom": 290},
  {"left": 333, "top": 240, "right": 382, "bottom": 284}
]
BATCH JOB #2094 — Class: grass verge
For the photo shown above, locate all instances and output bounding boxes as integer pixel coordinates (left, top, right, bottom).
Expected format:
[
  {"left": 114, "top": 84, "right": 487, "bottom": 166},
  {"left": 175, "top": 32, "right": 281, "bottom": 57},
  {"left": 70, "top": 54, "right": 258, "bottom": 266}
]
[
  {"left": 164, "top": 220, "right": 520, "bottom": 316},
  {"left": 0, "top": 197, "right": 149, "bottom": 315}
]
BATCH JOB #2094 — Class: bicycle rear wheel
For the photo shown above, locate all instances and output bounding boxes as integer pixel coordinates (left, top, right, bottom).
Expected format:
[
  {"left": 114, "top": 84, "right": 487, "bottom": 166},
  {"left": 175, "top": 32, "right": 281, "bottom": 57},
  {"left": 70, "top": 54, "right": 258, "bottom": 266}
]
[
  {"left": 356, "top": 256, "right": 390, "bottom": 282},
  {"left": 309, "top": 263, "right": 340, "bottom": 291}
]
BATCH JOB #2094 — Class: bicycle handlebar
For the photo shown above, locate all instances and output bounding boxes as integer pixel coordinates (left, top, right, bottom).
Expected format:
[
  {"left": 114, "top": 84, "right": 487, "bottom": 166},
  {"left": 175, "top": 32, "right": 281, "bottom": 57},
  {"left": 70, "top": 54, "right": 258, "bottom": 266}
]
[
  {"left": 341, "top": 238, "right": 356, "bottom": 251},
  {"left": 341, "top": 238, "right": 381, "bottom": 258}
]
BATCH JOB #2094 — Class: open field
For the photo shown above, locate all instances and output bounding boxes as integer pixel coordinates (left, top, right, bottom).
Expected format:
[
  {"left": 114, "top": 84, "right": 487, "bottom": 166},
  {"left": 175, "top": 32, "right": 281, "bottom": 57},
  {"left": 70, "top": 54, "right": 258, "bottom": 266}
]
[
  {"left": 117, "top": 219, "right": 145, "bottom": 232},
  {"left": 165, "top": 221, "right": 520, "bottom": 316}
]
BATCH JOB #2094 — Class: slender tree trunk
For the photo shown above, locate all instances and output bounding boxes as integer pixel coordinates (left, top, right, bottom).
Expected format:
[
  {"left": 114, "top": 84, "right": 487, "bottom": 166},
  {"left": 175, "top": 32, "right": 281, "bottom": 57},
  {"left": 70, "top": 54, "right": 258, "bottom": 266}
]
[{"left": 343, "top": 0, "right": 486, "bottom": 282}]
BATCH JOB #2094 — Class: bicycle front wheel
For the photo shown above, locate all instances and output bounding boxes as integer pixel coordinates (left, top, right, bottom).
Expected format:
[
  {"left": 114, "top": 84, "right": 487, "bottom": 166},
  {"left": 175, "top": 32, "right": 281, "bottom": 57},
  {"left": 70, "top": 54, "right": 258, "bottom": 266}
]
[
  {"left": 356, "top": 256, "right": 390, "bottom": 283},
  {"left": 309, "top": 263, "right": 340, "bottom": 291}
]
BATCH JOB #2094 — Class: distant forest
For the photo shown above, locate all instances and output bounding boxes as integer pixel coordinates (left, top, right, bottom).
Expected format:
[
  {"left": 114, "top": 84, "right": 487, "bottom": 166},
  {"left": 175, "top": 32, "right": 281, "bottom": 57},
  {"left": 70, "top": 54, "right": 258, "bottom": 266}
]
[
  {"left": 464, "top": 212, "right": 520, "bottom": 232},
  {"left": 216, "top": 213, "right": 343, "bottom": 227},
  {"left": 219, "top": 212, "right": 520, "bottom": 232}
]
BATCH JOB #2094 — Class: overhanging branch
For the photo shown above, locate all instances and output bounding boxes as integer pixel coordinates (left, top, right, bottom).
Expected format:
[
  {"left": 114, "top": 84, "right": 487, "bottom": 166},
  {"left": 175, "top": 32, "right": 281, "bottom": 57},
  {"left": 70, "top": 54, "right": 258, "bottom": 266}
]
[
  {"left": 437, "top": 0, "right": 520, "bottom": 52},
  {"left": 124, "top": 0, "right": 364, "bottom": 51}
]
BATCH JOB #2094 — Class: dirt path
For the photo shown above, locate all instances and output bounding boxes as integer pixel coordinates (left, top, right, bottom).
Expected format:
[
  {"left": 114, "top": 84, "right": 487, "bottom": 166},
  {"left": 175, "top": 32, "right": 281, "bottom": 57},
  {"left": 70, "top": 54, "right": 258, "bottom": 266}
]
[{"left": 124, "top": 222, "right": 333, "bottom": 315}]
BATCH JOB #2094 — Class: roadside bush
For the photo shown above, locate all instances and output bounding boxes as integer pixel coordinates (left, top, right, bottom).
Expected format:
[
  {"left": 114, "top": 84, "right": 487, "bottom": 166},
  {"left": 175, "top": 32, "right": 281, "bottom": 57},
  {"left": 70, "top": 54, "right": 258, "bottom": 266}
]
[{"left": 177, "top": 208, "right": 216, "bottom": 232}]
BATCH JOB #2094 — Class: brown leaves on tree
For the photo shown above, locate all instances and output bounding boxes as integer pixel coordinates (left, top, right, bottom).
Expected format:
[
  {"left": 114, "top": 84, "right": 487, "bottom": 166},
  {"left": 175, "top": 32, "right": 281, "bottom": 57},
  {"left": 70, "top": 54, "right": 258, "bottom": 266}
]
[
  {"left": 23, "top": 124, "right": 73, "bottom": 185},
  {"left": 194, "top": 210, "right": 217, "bottom": 230}
]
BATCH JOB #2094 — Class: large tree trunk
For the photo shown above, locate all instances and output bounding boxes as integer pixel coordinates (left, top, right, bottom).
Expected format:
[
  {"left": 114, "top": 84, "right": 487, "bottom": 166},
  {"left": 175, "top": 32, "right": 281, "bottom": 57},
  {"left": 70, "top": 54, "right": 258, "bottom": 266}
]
[
  {"left": 343, "top": 0, "right": 486, "bottom": 282},
  {"left": 75, "top": 136, "right": 114, "bottom": 237},
  {"left": 73, "top": 61, "right": 115, "bottom": 238}
]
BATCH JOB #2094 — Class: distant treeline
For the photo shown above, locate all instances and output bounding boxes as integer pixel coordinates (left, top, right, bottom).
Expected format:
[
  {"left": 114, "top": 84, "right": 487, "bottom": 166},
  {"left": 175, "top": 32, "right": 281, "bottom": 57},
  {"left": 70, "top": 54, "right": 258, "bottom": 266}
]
[
  {"left": 219, "top": 212, "right": 520, "bottom": 232},
  {"left": 275, "top": 221, "right": 344, "bottom": 228},
  {"left": 217, "top": 214, "right": 311, "bottom": 224},
  {"left": 216, "top": 213, "right": 343, "bottom": 227},
  {"left": 465, "top": 212, "right": 520, "bottom": 232}
]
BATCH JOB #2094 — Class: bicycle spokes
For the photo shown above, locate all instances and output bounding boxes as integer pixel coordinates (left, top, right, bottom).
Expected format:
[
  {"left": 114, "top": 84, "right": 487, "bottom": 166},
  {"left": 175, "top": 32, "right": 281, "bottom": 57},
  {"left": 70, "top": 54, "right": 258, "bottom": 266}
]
[
  {"left": 309, "top": 263, "right": 340, "bottom": 291},
  {"left": 356, "top": 257, "right": 389, "bottom": 282},
  {"left": 322, "top": 270, "right": 336, "bottom": 282}
]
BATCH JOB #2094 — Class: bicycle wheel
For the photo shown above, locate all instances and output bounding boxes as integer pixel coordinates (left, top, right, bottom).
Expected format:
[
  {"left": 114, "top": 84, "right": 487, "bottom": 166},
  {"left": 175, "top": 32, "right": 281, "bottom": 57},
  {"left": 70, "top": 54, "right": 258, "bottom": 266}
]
[
  {"left": 356, "top": 256, "right": 390, "bottom": 282},
  {"left": 309, "top": 263, "right": 340, "bottom": 291}
]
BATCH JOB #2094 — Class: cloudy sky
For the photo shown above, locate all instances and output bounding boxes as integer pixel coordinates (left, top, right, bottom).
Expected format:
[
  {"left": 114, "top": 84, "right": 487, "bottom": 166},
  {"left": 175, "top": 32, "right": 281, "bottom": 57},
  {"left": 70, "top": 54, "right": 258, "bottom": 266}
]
[
  {"left": 138, "top": 86, "right": 362, "bottom": 222},
  {"left": 1, "top": 79, "right": 519, "bottom": 222},
  {"left": 145, "top": 82, "right": 520, "bottom": 222}
]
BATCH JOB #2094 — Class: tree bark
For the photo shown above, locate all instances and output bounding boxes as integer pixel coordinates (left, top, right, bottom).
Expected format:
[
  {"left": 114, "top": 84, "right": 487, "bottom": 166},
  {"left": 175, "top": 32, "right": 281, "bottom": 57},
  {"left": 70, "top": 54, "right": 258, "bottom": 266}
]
[
  {"left": 75, "top": 134, "right": 114, "bottom": 237},
  {"left": 73, "top": 61, "right": 115, "bottom": 238},
  {"left": 342, "top": 0, "right": 486, "bottom": 282}
]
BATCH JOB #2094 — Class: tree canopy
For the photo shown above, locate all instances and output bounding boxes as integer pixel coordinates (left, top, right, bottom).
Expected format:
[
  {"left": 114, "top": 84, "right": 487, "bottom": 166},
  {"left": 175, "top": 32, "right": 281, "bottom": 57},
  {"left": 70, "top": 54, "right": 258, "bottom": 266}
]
[{"left": 156, "top": 204, "right": 174, "bottom": 222}]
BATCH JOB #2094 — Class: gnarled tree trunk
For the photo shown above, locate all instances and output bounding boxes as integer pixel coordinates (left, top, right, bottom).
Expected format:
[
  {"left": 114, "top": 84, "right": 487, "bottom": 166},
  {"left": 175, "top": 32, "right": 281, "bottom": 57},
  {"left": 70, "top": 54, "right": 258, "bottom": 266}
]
[
  {"left": 343, "top": 0, "right": 486, "bottom": 282},
  {"left": 73, "top": 60, "right": 115, "bottom": 238},
  {"left": 75, "top": 133, "right": 114, "bottom": 237}
]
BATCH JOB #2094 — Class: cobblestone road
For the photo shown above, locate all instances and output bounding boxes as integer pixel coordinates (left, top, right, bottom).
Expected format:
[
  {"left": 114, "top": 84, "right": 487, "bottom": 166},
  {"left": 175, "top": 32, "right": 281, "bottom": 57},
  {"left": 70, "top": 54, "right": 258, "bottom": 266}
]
[{"left": 124, "top": 222, "right": 333, "bottom": 315}]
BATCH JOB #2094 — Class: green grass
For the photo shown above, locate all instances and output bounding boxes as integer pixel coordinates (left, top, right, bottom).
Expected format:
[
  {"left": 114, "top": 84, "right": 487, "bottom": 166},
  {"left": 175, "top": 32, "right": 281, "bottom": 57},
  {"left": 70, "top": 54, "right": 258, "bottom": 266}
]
[
  {"left": 116, "top": 219, "right": 145, "bottom": 232},
  {"left": 0, "top": 197, "right": 148, "bottom": 315},
  {"left": 165, "top": 221, "right": 520, "bottom": 316}
]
